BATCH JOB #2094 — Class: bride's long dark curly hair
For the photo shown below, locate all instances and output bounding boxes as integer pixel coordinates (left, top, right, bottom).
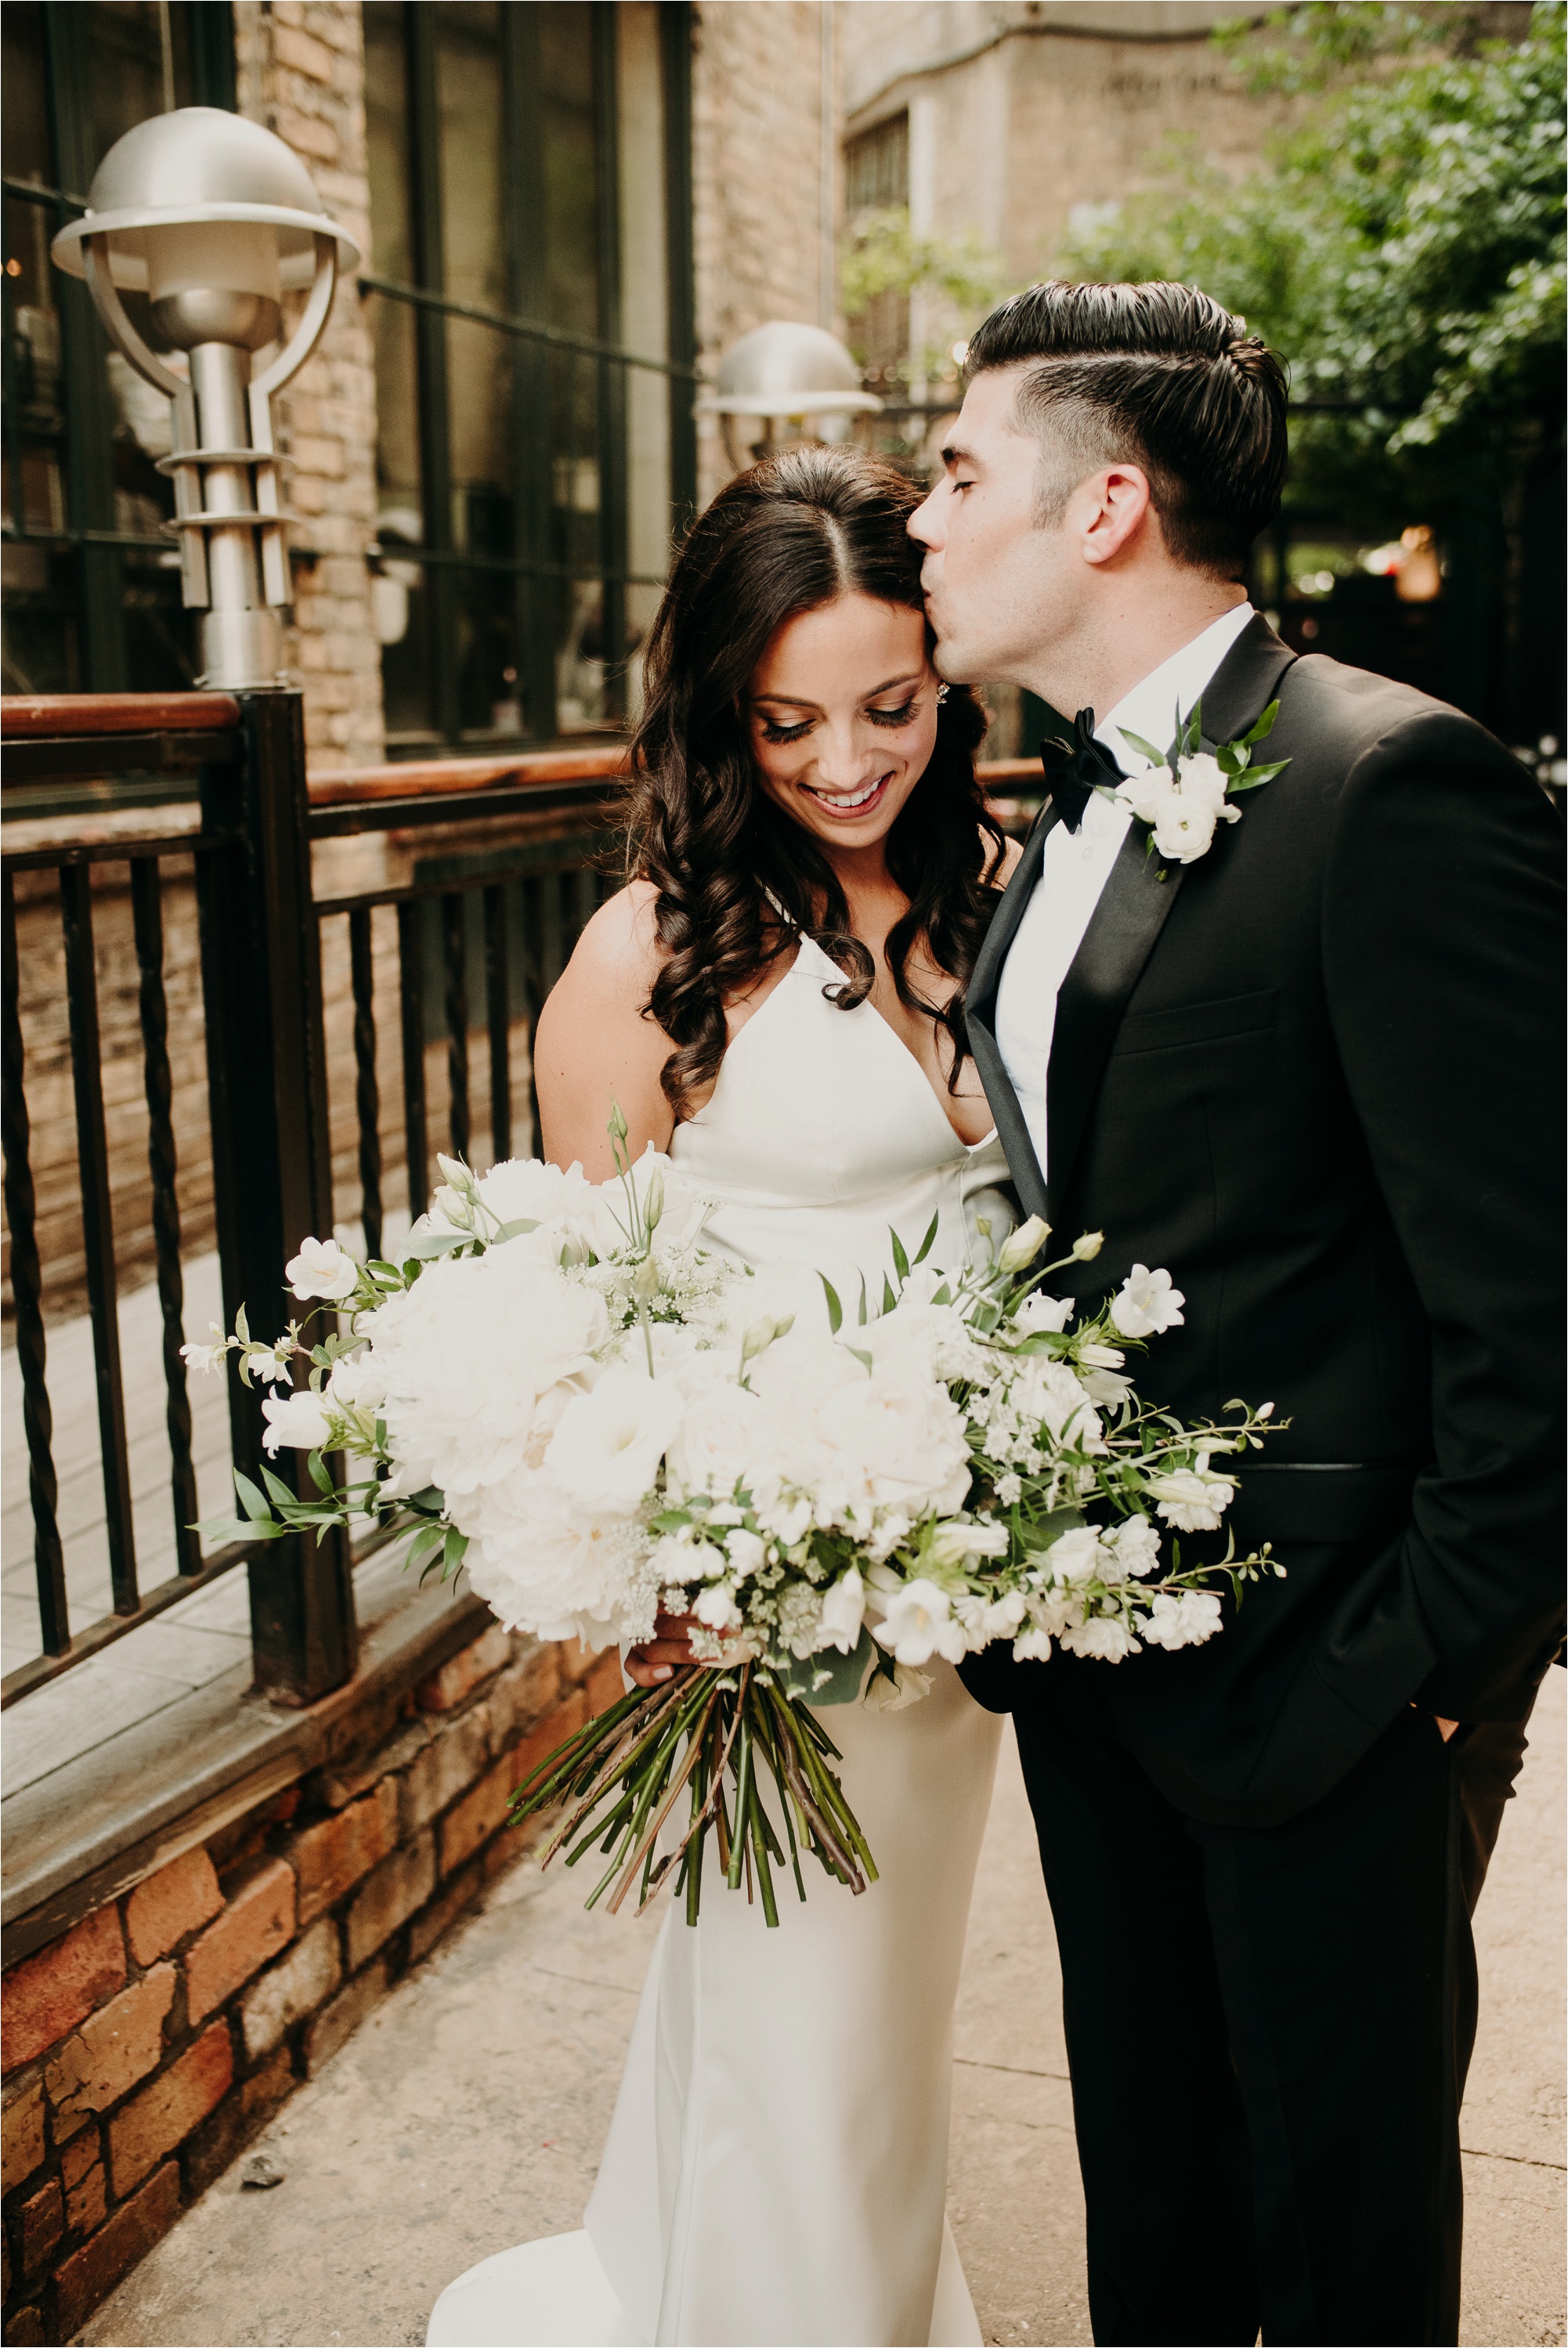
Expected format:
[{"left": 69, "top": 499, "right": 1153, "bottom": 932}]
[{"left": 627, "top": 445, "right": 1006, "bottom": 1119}]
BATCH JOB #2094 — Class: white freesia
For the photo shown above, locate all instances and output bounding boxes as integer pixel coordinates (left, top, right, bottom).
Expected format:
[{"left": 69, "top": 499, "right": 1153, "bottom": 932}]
[
  {"left": 545, "top": 1367, "right": 686, "bottom": 1519},
  {"left": 285, "top": 1235, "right": 359, "bottom": 1302},
  {"left": 1111, "top": 1265, "right": 1186, "bottom": 1338},
  {"left": 873, "top": 1578, "right": 967, "bottom": 1666},
  {"left": 261, "top": 1387, "right": 334, "bottom": 1456}
]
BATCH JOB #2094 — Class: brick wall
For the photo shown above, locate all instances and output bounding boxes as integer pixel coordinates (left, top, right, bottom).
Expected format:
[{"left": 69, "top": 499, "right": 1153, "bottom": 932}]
[
  {"left": 232, "top": 0, "right": 385, "bottom": 768},
  {"left": 0, "top": 1628, "right": 623, "bottom": 2344}
]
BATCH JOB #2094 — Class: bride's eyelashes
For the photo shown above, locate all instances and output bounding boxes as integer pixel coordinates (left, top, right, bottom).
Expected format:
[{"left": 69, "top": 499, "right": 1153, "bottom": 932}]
[{"left": 756, "top": 699, "right": 923, "bottom": 746}]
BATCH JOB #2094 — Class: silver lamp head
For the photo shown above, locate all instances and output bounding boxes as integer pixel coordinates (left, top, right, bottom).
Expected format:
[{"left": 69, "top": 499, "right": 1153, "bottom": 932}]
[
  {"left": 696, "top": 321, "right": 882, "bottom": 421},
  {"left": 52, "top": 107, "right": 360, "bottom": 351}
]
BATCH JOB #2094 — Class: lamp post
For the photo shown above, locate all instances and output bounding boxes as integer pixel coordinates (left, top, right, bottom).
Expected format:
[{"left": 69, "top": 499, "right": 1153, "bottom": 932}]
[
  {"left": 52, "top": 107, "right": 360, "bottom": 691},
  {"left": 696, "top": 320, "right": 881, "bottom": 476}
]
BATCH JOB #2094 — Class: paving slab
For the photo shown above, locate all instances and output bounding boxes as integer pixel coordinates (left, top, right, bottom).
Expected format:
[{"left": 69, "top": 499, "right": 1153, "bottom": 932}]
[{"left": 81, "top": 1678, "right": 1564, "bottom": 2348}]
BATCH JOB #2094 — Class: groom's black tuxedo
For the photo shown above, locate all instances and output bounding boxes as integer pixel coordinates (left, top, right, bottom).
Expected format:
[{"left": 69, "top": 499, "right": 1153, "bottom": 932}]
[
  {"left": 963, "top": 614, "right": 1564, "bottom": 1822},
  {"left": 960, "top": 615, "right": 1565, "bottom": 2346}
]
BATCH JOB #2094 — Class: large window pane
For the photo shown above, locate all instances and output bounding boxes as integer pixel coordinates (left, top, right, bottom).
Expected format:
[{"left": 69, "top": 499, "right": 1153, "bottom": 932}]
[
  {"left": 436, "top": 2, "right": 507, "bottom": 312},
  {"left": 84, "top": 3, "right": 196, "bottom": 179},
  {"left": 364, "top": 3, "right": 416, "bottom": 287},
  {"left": 447, "top": 315, "right": 513, "bottom": 554},
  {"left": 454, "top": 569, "right": 521, "bottom": 739},
  {"left": 540, "top": 5, "right": 600, "bottom": 337},
  {"left": 2, "top": 2, "right": 51, "bottom": 189}
]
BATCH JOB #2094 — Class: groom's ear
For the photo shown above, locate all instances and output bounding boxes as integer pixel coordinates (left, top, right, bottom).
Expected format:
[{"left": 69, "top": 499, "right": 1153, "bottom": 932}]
[{"left": 1078, "top": 464, "right": 1154, "bottom": 569}]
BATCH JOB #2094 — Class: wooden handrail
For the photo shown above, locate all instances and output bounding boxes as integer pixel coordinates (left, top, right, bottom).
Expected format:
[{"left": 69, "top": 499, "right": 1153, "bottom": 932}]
[
  {"left": 1, "top": 692, "right": 242, "bottom": 739},
  {"left": 308, "top": 748, "right": 1042, "bottom": 805}
]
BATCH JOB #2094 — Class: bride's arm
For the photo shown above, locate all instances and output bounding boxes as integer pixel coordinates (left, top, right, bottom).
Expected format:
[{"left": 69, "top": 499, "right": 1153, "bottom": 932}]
[{"left": 533, "top": 880, "right": 676, "bottom": 1177}]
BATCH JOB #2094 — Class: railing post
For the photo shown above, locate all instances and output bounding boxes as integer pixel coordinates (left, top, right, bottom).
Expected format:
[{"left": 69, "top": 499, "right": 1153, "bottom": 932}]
[{"left": 196, "top": 688, "right": 357, "bottom": 1705}]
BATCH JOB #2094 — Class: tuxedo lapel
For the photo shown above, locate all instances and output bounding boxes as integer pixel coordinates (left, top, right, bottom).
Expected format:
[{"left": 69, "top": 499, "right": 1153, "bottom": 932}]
[
  {"left": 969, "top": 800, "right": 1062, "bottom": 1015},
  {"left": 964, "top": 804, "right": 1063, "bottom": 1223},
  {"left": 1042, "top": 612, "right": 1297, "bottom": 1219}
]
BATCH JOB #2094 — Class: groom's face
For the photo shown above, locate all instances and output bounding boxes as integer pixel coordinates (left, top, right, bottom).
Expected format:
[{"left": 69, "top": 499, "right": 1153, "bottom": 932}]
[{"left": 908, "top": 366, "right": 1082, "bottom": 688}]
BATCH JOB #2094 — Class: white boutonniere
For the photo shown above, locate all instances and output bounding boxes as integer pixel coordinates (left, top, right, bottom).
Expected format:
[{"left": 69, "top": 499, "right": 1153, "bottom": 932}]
[{"left": 1104, "top": 698, "right": 1290, "bottom": 872}]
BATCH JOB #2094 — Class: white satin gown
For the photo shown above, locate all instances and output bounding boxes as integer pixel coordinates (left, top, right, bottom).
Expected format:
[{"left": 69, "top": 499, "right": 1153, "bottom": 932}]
[{"left": 428, "top": 934, "right": 1011, "bottom": 2348}]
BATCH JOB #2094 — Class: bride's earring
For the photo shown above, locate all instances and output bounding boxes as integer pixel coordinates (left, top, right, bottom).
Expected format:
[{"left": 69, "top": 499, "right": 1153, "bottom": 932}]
[{"left": 935, "top": 683, "right": 949, "bottom": 705}]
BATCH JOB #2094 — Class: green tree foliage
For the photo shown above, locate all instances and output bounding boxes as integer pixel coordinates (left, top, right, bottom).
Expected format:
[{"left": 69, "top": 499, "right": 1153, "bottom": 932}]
[
  {"left": 1056, "top": 1, "right": 1566, "bottom": 524},
  {"left": 840, "top": 208, "right": 1009, "bottom": 388}
]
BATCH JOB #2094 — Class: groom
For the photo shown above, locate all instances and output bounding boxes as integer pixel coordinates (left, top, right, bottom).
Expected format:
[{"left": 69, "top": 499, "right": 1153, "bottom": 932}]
[{"left": 909, "top": 281, "right": 1565, "bottom": 2347}]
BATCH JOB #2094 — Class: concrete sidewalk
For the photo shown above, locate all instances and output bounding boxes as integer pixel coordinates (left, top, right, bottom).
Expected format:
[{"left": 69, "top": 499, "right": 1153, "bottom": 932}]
[{"left": 84, "top": 1678, "right": 1565, "bottom": 2348}]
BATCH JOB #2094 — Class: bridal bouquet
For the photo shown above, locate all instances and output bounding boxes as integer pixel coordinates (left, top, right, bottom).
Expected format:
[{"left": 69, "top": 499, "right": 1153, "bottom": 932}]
[{"left": 189, "top": 1116, "right": 1281, "bottom": 1927}]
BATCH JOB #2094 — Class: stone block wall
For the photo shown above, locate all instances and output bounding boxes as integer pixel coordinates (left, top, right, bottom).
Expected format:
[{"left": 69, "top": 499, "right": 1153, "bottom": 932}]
[
  {"left": 232, "top": 0, "right": 384, "bottom": 768},
  {"left": 0, "top": 1627, "right": 623, "bottom": 2344}
]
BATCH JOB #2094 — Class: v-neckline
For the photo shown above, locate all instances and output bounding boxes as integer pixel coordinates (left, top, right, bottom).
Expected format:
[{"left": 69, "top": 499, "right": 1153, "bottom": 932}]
[{"left": 779, "top": 933, "right": 997, "bottom": 1154}]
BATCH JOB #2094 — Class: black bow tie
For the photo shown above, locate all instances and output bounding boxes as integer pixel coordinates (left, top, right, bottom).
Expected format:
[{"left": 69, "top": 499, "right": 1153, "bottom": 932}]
[{"left": 1039, "top": 710, "right": 1125, "bottom": 833}]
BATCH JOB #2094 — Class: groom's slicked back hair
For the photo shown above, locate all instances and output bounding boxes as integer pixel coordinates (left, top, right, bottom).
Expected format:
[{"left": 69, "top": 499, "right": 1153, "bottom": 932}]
[{"left": 965, "top": 280, "right": 1288, "bottom": 578}]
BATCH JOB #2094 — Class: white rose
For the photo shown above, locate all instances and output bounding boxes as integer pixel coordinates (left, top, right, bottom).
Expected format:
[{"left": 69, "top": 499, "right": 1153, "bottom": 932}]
[
  {"left": 1151, "top": 790, "right": 1219, "bottom": 865},
  {"left": 1141, "top": 1588, "right": 1224, "bottom": 1649},
  {"left": 1060, "top": 1614, "right": 1137, "bottom": 1661},
  {"left": 818, "top": 1566, "right": 866, "bottom": 1653},
  {"left": 1111, "top": 1265, "right": 1186, "bottom": 1339},
  {"left": 1013, "top": 1292, "right": 1073, "bottom": 1335},
  {"left": 285, "top": 1235, "right": 360, "bottom": 1302},
  {"left": 873, "top": 1577, "right": 969, "bottom": 1666},
  {"left": 545, "top": 1367, "right": 685, "bottom": 1518},
  {"left": 1170, "top": 752, "right": 1234, "bottom": 815},
  {"left": 261, "top": 1388, "right": 334, "bottom": 1457},
  {"left": 1147, "top": 1468, "right": 1236, "bottom": 1533}
]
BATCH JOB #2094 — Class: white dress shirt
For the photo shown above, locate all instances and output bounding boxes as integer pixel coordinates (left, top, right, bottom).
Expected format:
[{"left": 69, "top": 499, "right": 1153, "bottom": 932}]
[{"left": 994, "top": 601, "right": 1257, "bottom": 1181}]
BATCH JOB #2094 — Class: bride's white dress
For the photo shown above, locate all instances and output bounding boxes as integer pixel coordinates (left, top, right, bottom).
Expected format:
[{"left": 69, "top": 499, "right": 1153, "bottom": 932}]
[{"left": 428, "top": 934, "right": 1011, "bottom": 2348}]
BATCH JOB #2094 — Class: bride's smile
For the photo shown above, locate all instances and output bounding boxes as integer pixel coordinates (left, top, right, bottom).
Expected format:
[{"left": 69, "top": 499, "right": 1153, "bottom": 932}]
[{"left": 745, "top": 595, "right": 940, "bottom": 851}]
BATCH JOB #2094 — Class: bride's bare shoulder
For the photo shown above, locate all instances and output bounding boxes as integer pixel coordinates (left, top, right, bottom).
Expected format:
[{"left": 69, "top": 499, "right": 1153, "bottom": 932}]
[{"left": 555, "top": 878, "right": 665, "bottom": 1006}]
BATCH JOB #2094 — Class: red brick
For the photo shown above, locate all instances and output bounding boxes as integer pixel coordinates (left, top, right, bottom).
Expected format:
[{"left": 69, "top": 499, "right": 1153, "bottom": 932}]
[
  {"left": 16, "top": 2176, "right": 62, "bottom": 2278},
  {"left": 509, "top": 1689, "right": 587, "bottom": 1804},
  {"left": 437, "top": 1752, "right": 517, "bottom": 1877},
  {"left": 287, "top": 1780, "right": 398, "bottom": 1926},
  {"left": 400, "top": 1706, "right": 491, "bottom": 1836},
  {"left": 406, "top": 1862, "right": 482, "bottom": 1966},
  {"left": 303, "top": 1958, "right": 388, "bottom": 2075},
  {"left": 182, "top": 2043, "right": 294, "bottom": 2198},
  {"left": 3, "top": 2304, "right": 44, "bottom": 2345},
  {"left": 2, "top": 1908, "right": 125, "bottom": 2075},
  {"left": 240, "top": 1920, "right": 341, "bottom": 2060},
  {"left": 2, "top": 2075, "right": 45, "bottom": 2194},
  {"left": 344, "top": 1834, "right": 434, "bottom": 1969},
  {"left": 46, "top": 1963, "right": 175, "bottom": 2137},
  {"left": 586, "top": 1649, "right": 628, "bottom": 1717},
  {"left": 60, "top": 2129, "right": 99, "bottom": 2190},
  {"left": 416, "top": 1624, "right": 511, "bottom": 1712},
  {"left": 483, "top": 1642, "right": 560, "bottom": 1750},
  {"left": 53, "top": 2160, "right": 181, "bottom": 2339},
  {"left": 125, "top": 1848, "right": 223, "bottom": 1967},
  {"left": 184, "top": 1861, "right": 295, "bottom": 2022},
  {"left": 66, "top": 2153, "right": 107, "bottom": 2238},
  {"left": 108, "top": 2022, "right": 233, "bottom": 2196}
]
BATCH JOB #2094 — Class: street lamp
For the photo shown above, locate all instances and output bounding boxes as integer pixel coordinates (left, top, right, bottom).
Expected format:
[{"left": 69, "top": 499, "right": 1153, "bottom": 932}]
[
  {"left": 52, "top": 107, "right": 360, "bottom": 691},
  {"left": 696, "top": 321, "right": 881, "bottom": 476}
]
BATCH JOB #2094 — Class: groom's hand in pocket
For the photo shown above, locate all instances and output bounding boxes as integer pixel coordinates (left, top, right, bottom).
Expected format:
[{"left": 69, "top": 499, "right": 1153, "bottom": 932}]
[{"left": 627, "top": 1609, "right": 698, "bottom": 1687}]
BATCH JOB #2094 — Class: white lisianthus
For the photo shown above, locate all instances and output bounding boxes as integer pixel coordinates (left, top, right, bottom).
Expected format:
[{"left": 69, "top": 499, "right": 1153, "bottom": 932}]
[
  {"left": 285, "top": 1235, "right": 359, "bottom": 1302},
  {"left": 1110, "top": 1515, "right": 1162, "bottom": 1578},
  {"left": 261, "top": 1387, "right": 334, "bottom": 1456},
  {"left": 1147, "top": 1467, "right": 1236, "bottom": 1532},
  {"left": 925, "top": 1519, "right": 1010, "bottom": 1571},
  {"left": 1060, "top": 1614, "right": 1137, "bottom": 1660},
  {"left": 1111, "top": 1265, "right": 1186, "bottom": 1339},
  {"left": 997, "top": 1215, "right": 1051, "bottom": 1273},
  {"left": 873, "top": 1577, "right": 968, "bottom": 1666},
  {"left": 818, "top": 1566, "right": 866, "bottom": 1653},
  {"left": 545, "top": 1367, "right": 685, "bottom": 1519},
  {"left": 1141, "top": 1588, "right": 1224, "bottom": 1649},
  {"left": 1014, "top": 1292, "right": 1073, "bottom": 1335},
  {"left": 1071, "top": 1231, "right": 1104, "bottom": 1261}
]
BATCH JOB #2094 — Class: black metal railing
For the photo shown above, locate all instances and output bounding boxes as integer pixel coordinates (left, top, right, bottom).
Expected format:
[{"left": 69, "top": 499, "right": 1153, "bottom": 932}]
[{"left": 2, "top": 697, "right": 1033, "bottom": 1717}]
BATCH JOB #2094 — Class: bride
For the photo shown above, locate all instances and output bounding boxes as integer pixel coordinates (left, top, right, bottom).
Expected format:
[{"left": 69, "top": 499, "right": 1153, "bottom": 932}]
[{"left": 428, "top": 446, "right": 1021, "bottom": 2348}]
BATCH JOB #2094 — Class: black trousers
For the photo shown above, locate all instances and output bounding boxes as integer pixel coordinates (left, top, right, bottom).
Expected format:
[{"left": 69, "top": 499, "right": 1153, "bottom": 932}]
[{"left": 1011, "top": 1679, "right": 1534, "bottom": 2348}]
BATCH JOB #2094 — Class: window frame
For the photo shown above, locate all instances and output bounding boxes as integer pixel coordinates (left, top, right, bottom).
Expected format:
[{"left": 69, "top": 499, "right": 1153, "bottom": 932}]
[{"left": 363, "top": 0, "right": 698, "bottom": 751}]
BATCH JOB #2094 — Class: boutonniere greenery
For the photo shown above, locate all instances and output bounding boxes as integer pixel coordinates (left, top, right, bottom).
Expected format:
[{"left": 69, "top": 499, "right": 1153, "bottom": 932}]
[{"left": 1103, "top": 698, "right": 1290, "bottom": 872}]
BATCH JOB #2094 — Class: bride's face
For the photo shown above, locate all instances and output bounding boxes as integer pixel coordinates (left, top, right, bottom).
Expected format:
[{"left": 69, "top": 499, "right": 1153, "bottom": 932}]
[{"left": 744, "top": 595, "right": 940, "bottom": 854}]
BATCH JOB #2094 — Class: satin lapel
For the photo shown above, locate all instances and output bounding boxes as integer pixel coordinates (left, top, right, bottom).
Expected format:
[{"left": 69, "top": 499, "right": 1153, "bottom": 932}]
[
  {"left": 963, "top": 804, "right": 1062, "bottom": 1224},
  {"left": 1045, "top": 831, "right": 1184, "bottom": 1222},
  {"left": 1042, "top": 613, "right": 1298, "bottom": 1219}
]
